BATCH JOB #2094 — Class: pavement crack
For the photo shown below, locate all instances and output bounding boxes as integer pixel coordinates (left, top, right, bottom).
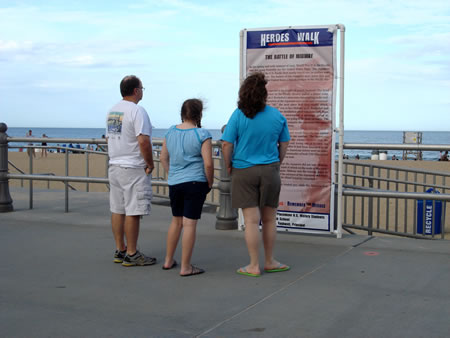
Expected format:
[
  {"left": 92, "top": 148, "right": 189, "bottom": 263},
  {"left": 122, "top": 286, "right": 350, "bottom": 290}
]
[{"left": 352, "top": 235, "right": 374, "bottom": 248}]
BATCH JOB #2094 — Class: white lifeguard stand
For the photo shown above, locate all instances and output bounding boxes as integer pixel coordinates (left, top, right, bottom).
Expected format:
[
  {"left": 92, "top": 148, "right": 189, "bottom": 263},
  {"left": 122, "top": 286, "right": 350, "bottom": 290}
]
[{"left": 402, "top": 131, "right": 423, "bottom": 160}]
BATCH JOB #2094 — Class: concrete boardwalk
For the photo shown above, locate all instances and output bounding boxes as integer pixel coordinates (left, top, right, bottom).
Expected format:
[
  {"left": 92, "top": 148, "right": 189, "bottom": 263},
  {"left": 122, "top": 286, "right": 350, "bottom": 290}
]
[{"left": 1, "top": 188, "right": 450, "bottom": 338}]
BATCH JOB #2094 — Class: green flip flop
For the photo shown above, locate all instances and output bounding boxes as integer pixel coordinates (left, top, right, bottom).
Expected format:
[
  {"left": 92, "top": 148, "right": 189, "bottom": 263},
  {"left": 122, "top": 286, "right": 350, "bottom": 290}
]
[
  {"left": 236, "top": 267, "right": 261, "bottom": 277},
  {"left": 264, "top": 263, "right": 290, "bottom": 273}
]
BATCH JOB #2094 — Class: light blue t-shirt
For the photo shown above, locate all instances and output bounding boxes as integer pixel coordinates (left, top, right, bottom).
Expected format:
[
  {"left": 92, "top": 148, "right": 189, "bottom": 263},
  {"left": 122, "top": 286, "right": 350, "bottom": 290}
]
[
  {"left": 165, "top": 126, "right": 212, "bottom": 185},
  {"left": 221, "top": 105, "right": 290, "bottom": 169}
]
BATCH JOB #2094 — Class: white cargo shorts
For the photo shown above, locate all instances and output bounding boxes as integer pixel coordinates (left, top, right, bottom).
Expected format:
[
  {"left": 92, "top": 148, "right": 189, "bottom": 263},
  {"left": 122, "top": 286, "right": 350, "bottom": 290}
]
[{"left": 109, "top": 166, "right": 152, "bottom": 216}]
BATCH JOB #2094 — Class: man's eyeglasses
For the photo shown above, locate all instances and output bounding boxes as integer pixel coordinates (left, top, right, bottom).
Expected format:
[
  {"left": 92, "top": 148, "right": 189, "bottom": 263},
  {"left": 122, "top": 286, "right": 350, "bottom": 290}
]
[{"left": 138, "top": 87, "right": 145, "bottom": 91}]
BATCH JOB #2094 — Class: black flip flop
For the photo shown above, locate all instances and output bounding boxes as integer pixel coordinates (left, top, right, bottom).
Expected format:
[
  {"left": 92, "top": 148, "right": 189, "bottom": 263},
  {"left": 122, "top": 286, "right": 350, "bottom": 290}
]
[
  {"left": 180, "top": 265, "right": 205, "bottom": 277},
  {"left": 162, "top": 260, "right": 178, "bottom": 270}
]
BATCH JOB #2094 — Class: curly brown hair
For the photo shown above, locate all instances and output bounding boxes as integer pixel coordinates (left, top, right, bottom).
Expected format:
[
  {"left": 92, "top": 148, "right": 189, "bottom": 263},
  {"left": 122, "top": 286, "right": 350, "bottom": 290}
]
[
  {"left": 237, "top": 72, "right": 267, "bottom": 119},
  {"left": 181, "top": 99, "right": 203, "bottom": 128}
]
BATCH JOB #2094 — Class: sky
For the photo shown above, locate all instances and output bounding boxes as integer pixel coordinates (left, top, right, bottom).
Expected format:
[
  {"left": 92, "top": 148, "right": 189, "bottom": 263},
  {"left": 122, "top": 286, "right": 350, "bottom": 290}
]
[{"left": 0, "top": 0, "right": 449, "bottom": 131}]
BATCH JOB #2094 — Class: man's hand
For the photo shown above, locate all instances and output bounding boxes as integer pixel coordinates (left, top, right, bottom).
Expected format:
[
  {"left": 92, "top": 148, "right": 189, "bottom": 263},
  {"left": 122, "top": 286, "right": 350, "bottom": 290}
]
[{"left": 145, "top": 165, "right": 154, "bottom": 176}]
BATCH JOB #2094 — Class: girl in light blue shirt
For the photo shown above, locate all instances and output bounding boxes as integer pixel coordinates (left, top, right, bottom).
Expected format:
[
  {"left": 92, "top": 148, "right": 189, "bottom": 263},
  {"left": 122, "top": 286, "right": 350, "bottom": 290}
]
[{"left": 160, "top": 99, "right": 214, "bottom": 277}]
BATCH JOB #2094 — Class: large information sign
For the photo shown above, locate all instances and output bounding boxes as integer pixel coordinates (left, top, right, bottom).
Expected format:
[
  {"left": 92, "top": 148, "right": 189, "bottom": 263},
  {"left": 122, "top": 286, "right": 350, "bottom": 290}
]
[{"left": 241, "top": 26, "right": 337, "bottom": 233}]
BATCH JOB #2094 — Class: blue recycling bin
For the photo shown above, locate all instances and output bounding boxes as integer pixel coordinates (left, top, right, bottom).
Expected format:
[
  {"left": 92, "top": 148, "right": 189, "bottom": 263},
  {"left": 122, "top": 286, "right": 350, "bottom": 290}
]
[{"left": 417, "top": 188, "right": 442, "bottom": 235}]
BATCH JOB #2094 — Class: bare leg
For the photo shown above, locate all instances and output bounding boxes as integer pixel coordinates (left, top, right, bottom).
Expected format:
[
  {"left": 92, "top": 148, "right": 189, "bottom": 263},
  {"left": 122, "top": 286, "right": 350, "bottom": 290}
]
[
  {"left": 164, "top": 216, "right": 183, "bottom": 268},
  {"left": 261, "top": 206, "right": 279, "bottom": 268},
  {"left": 124, "top": 215, "right": 140, "bottom": 255},
  {"left": 111, "top": 213, "right": 126, "bottom": 251},
  {"left": 261, "top": 206, "right": 288, "bottom": 270},
  {"left": 241, "top": 207, "right": 261, "bottom": 275},
  {"left": 179, "top": 217, "right": 198, "bottom": 275}
]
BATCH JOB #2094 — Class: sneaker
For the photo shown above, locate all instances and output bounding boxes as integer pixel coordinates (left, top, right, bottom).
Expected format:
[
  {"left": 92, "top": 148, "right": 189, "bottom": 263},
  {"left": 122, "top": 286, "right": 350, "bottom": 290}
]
[
  {"left": 122, "top": 251, "right": 157, "bottom": 267},
  {"left": 113, "top": 249, "right": 126, "bottom": 263}
]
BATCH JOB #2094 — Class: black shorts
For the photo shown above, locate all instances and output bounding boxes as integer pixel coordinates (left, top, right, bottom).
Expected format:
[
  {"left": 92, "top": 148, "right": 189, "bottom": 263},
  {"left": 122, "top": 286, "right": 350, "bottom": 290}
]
[{"left": 169, "top": 181, "right": 210, "bottom": 220}]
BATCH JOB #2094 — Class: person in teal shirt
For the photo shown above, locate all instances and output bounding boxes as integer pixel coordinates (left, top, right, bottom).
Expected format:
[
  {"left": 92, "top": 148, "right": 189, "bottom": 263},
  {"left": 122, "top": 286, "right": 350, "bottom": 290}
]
[{"left": 222, "top": 72, "right": 290, "bottom": 277}]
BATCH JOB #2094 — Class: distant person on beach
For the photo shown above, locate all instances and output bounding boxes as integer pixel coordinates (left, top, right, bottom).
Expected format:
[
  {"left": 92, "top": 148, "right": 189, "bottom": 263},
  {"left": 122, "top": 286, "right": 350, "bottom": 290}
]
[
  {"left": 439, "top": 151, "right": 448, "bottom": 161},
  {"left": 355, "top": 154, "right": 360, "bottom": 160},
  {"left": 41, "top": 134, "right": 48, "bottom": 157},
  {"left": 97, "top": 134, "right": 107, "bottom": 152},
  {"left": 391, "top": 155, "right": 398, "bottom": 160},
  {"left": 221, "top": 72, "right": 290, "bottom": 277},
  {"left": 106, "top": 75, "right": 156, "bottom": 267},
  {"left": 160, "top": 99, "right": 213, "bottom": 277},
  {"left": 26, "top": 129, "right": 35, "bottom": 158},
  {"left": 75, "top": 144, "right": 82, "bottom": 154}
]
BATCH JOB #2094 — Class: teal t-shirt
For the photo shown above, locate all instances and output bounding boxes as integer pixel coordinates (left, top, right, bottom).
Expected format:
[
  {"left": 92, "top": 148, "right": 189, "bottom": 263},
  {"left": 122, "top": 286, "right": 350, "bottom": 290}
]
[
  {"left": 165, "top": 126, "right": 212, "bottom": 185},
  {"left": 221, "top": 105, "right": 290, "bottom": 168}
]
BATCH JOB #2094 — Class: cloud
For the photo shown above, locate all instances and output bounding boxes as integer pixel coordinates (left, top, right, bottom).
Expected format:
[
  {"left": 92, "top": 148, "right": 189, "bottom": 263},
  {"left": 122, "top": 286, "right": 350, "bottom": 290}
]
[
  {"left": 388, "top": 32, "right": 450, "bottom": 58},
  {"left": 348, "top": 55, "right": 449, "bottom": 87},
  {"left": 0, "top": 39, "right": 162, "bottom": 68},
  {"left": 267, "top": 0, "right": 450, "bottom": 27},
  {"left": 0, "top": 40, "right": 31, "bottom": 51},
  {"left": 351, "top": 31, "right": 450, "bottom": 87}
]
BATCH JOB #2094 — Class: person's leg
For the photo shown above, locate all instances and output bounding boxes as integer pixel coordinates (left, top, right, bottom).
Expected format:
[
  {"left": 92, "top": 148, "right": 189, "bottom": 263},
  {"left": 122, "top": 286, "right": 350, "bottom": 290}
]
[
  {"left": 261, "top": 206, "right": 289, "bottom": 271},
  {"left": 179, "top": 217, "right": 198, "bottom": 275},
  {"left": 258, "top": 163, "right": 288, "bottom": 271},
  {"left": 164, "top": 216, "right": 183, "bottom": 268},
  {"left": 111, "top": 212, "right": 126, "bottom": 251},
  {"left": 121, "top": 213, "right": 156, "bottom": 267},
  {"left": 260, "top": 206, "right": 279, "bottom": 268},
  {"left": 124, "top": 215, "right": 140, "bottom": 255},
  {"left": 240, "top": 207, "right": 261, "bottom": 275},
  {"left": 178, "top": 182, "right": 208, "bottom": 275},
  {"left": 120, "top": 167, "right": 151, "bottom": 256}
]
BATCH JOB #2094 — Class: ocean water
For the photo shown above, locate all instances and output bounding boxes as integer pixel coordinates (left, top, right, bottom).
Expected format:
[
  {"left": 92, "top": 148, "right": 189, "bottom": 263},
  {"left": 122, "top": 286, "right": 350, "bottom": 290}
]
[
  {"left": 338, "top": 130, "right": 450, "bottom": 161},
  {"left": 5, "top": 127, "right": 450, "bottom": 161},
  {"left": 5, "top": 127, "right": 222, "bottom": 140}
]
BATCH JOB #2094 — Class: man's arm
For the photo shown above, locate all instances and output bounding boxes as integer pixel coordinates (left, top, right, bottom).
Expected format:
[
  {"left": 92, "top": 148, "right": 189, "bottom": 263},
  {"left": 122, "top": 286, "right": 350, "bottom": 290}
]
[
  {"left": 278, "top": 141, "right": 289, "bottom": 164},
  {"left": 221, "top": 141, "right": 234, "bottom": 175},
  {"left": 137, "top": 134, "right": 154, "bottom": 175}
]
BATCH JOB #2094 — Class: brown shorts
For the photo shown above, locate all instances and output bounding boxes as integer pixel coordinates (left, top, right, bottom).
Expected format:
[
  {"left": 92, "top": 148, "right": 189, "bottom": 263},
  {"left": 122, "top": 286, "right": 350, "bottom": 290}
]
[{"left": 231, "top": 162, "right": 281, "bottom": 209}]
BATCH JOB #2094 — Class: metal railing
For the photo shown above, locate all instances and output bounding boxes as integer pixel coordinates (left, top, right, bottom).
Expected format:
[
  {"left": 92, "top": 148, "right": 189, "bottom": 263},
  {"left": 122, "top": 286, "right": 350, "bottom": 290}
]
[
  {"left": 6, "top": 140, "right": 222, "bottom": 209},
  {"left": 337, "top": 153, "right": 450, "bottom": 239}
]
